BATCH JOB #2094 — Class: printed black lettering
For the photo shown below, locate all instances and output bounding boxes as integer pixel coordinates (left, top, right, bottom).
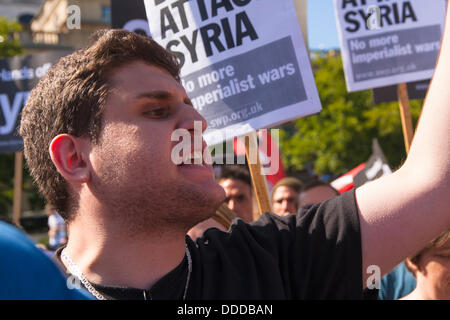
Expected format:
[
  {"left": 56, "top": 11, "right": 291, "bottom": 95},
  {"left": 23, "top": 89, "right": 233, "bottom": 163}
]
[
  {"left": 344, "top": 11, "right": 360, "bottom": 32},
  {"left": 342, "top": 0, "right": 359, "bottom": 10},
  {"left": 200, "top": 23, "right": 226, "bottom": 57},
  {"left": 232, "top": 0, "right": 252, "bottom": 6},
  {"left": 235, "top": 11, "right": 258, "bottom": 46},
  {"left": 171, "top": 0, "right": 190, "bottom": 30},
  {"left": 180, "top": 30, "right": 199, "bottom": 63},
  {"left": 195, "top": 0, "right": 209, "bottom": 21},
  {"left": 221, "top": 17, "right": 235, "bottom": 49},
  {"left": 160, "top": 6, "right": 179, "bottom": 39},
  {"left": 392, "top": 2, "right": 400, "bottom": 24},
  {"left": 357, "top": 9, "right": 371, "bottom": 30},
  {"left": 166, "top": 40, "right": 186, "bottom": 67},
  {"left": 211, "top": 0, "right": 234, "bottom": 18},
  {"left": 402, "top": 1, "right": 417, "bottom": 23},
  {"left": 379, "top": 5, "right": 393, "bottom": 27}
]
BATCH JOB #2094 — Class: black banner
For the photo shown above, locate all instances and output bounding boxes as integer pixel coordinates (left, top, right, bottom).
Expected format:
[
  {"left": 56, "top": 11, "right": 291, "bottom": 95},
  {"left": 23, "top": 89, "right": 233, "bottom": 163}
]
[
  {"left": 353, "top": 139, "right": 392, "bottom": 187},
  {"left": 372, "top": 79, "right": 430, "bottom": 104},
  {"left": 0, "top": 50, "right": 71, "bottom": 154},
  {"left": 110, "top": 0, "right": 150, "bottom": 37}
]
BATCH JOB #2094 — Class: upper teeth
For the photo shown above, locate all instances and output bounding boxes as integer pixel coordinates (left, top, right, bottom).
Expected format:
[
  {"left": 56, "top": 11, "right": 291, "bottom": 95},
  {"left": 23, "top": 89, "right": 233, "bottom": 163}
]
[{"left": 182, "top": 151, "right": 203, "bottom": 164}]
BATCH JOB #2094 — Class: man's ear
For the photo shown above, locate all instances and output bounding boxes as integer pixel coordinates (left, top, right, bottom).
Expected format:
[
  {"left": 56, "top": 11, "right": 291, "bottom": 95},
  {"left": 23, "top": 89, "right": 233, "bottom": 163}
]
[
  {"left": 49, "top": 134, "right": 91, "bottom": 183},
  {"left": 405, "top": 258, "right": 419, "bottom": 278}
]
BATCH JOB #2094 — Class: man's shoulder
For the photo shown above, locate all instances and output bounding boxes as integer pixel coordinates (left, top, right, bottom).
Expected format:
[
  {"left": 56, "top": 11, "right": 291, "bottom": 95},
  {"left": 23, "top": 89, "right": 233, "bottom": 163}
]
[{"left": 0, "top": 222, "right": 91, "bottom": 300}]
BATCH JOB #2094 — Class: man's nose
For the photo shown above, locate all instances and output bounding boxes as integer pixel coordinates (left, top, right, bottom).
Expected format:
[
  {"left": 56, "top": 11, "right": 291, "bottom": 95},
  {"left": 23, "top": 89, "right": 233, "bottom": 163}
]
[{"left": 177, "top": 104, "right": 207, "bottom": 133}]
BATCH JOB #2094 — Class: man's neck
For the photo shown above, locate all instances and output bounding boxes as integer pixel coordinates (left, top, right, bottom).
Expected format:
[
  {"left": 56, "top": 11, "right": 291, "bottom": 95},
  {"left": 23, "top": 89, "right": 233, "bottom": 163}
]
[{"left": 62, "top": 213, "right": 187, "bottom": 290}]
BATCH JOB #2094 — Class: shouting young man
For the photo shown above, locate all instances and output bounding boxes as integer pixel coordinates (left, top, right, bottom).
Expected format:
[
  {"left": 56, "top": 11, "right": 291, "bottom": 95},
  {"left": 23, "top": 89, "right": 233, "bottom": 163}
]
[{"left": 20, "top": 8, "right": 450, "bottom": 299}]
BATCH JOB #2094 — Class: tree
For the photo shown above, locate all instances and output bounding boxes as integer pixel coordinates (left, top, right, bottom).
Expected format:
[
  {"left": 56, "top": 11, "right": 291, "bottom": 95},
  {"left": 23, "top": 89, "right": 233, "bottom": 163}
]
[
  {"left": 278, "top": 52, "right": 423, "bottom": 178},
  {"left": 0, "top": 17, "right": 23, "bottom": 57}
]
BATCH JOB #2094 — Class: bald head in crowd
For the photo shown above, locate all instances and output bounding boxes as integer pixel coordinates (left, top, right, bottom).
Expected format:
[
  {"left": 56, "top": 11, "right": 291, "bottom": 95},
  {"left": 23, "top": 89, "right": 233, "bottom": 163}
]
[
  {"left": 298, "top": 180, "right": 340, "bottom": 208},
  {"left": 271, "top": 177, "right": 303, "bottom": 216}
]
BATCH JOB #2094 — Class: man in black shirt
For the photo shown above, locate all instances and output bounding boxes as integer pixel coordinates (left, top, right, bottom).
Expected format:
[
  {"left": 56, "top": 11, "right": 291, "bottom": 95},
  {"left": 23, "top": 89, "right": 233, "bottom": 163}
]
[{"left": 19, "top": 7, "right": 450, "bottom": 299}]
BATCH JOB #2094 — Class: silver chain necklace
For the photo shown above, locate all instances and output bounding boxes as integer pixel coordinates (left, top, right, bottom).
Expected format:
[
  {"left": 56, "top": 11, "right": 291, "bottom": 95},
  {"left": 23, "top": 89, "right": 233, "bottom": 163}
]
[{"left": 61, "top": 245, "right": 192, "bottom": 300}]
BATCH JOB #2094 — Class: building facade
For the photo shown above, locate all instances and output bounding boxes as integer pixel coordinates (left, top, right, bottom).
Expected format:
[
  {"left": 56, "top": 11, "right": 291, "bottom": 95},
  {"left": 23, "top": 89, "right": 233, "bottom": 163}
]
[{"left": 17, "top": 0, "right": 111, "bottom": 53}]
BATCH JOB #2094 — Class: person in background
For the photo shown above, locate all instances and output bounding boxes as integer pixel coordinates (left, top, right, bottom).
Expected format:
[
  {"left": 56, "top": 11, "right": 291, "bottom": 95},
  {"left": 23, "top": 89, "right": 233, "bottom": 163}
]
[
  {"left": 400, "top": 229, "right": 450, "bottom": 300},
  {"left": 0, "top": 221, "right": 92, "bottom": 300},
  {"left": 271, "top": 177, "right": 303, "bottom": 216},
  {"left": 46, "top": 204, "right": 67, "bottom": 251},
  {"left": 218, "top": 165, "right": 254, "bottom": 223},
  {"left": 378, "top": 262, "right": 416, "bottom": 300},
  {"left": 298, "top": 180, "right": 340, "bottom": 209}
]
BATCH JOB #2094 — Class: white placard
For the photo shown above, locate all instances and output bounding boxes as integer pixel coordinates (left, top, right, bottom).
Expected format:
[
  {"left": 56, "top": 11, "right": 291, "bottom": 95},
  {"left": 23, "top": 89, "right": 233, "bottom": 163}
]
[
  {"left": 144, "top": 0, "right": 321, "bottom": 145},
  {"left": 333, "top": 0, "right": 446, "bottom": 92}
]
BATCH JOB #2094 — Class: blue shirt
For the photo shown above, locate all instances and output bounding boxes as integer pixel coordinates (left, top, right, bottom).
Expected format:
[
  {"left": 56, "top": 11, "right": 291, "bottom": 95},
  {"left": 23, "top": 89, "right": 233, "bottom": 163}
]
[
  {"left": 0, "top": 221, "right": 92, "bottom": 300},
  {"left": 378, "top": 262, "right": 416, "bottom": 300}
]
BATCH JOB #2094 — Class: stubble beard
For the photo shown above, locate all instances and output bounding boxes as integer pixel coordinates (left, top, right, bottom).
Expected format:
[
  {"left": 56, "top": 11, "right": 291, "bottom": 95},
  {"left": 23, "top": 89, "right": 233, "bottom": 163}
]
[{"left": 93, "top": 171, "right": 224, "bottom": 239}]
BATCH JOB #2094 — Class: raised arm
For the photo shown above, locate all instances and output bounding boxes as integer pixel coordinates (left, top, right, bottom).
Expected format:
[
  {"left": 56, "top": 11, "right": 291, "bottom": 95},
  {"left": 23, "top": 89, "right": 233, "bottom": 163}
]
[{"left": 356, "top": 3, "right": 450, "bottom": 286}]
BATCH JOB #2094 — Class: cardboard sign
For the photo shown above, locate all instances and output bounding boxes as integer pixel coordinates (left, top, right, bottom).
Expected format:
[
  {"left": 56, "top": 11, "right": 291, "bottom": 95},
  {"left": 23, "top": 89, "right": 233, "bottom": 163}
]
[
  {"left": 372, "top": 79, "right": 429, "bottom": 104},
  {"left": 0, "top": 51, "right": 70, "bottom": 154},
  {"left": 110, "top": 0, "right": 151, "bottom": 37},
  {"left": 144, "top": 0, "right": 321, "bottom": 146},
  {"left": 333, "top": 0, "right": 446, "bottom": 92}
]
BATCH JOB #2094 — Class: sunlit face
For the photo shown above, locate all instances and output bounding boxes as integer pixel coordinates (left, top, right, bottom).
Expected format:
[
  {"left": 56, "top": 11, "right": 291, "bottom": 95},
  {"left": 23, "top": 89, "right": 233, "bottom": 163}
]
[
  {"left": 88, "top": 61, "right": 225, "bottom": 234},
  {"left": 219, "top": 178, "right": 253, "bottom": 223},
  {"left": 414, "top": 238, "right": 450, "bottom": 299},
  {"left": 271, "top": 186, "right": 298, "bottom": 216}
]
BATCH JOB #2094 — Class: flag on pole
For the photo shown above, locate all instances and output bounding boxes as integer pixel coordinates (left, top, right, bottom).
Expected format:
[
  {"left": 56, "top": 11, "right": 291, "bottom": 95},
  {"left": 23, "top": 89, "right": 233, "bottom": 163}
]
[{"left": 233, "top": 131, "right": 286, "bottom": 191}]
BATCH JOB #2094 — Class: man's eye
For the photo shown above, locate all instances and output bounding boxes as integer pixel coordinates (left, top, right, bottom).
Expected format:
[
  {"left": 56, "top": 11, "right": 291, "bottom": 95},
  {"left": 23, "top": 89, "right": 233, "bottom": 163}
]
[{"left": 143, "top": 107, "right": 169, "bottom": 118}]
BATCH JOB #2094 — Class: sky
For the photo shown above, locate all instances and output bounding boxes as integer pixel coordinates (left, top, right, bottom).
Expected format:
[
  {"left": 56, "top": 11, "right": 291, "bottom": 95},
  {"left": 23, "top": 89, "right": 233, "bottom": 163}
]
[{"left": 308, "top": 0, "right": 341, "bottom": 50}]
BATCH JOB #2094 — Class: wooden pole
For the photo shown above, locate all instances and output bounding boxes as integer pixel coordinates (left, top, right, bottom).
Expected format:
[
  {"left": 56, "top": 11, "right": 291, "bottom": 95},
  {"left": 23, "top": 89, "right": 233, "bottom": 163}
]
[
  {"left": 12, "top": 152, "right": 23, "bottom": 227},
  {"left": 397, "top": 83, "right": 414, "bottom": 154},
  {"left": 243, "top": 132, "right": 271, "bottom": 215}
]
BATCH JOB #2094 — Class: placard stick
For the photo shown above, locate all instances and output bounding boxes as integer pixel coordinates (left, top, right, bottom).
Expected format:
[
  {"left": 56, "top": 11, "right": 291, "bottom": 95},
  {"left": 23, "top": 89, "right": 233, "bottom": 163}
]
[
  {"left": 12, "top": 152, "right": 23, "bottom": 227},
  {"left": 244, "top": 132, "right": 271, "bottom": 215},
  {"left": 397, "top": 83, "right": 414, "bottom": 154}
]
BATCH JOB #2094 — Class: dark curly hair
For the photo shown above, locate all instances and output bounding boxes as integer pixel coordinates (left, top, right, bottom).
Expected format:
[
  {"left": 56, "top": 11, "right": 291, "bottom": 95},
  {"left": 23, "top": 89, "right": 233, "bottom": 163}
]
[{"left": 19, "top": 29, "right": 181, "bottom": 221}]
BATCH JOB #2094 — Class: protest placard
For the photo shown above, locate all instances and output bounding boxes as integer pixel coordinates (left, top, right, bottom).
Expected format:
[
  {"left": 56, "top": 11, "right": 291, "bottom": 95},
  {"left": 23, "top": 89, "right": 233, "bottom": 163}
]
[
  {"left": 0, "top": 51, "right": 71, "bottom": 154},
  {"left": 144, "top": 0, "right": 321, "bottom": 146},
  {"left": 111, "top": 0, "right": 151, "bottom": 37},
  {"left": 372, "top": 79, "right": 429, "bottom": 104},
  {"left": 333, "top": 0, "right": 446, "bottom": 92}
]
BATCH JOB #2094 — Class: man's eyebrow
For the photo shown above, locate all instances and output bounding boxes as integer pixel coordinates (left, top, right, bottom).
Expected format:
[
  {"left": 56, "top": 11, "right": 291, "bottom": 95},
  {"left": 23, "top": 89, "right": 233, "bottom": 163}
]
[
  {"left": 134, "top": 90, "right": 193, "bottom": 106},
  {"left": 135, "top": 90, "right": 172, "bottom": 100}
]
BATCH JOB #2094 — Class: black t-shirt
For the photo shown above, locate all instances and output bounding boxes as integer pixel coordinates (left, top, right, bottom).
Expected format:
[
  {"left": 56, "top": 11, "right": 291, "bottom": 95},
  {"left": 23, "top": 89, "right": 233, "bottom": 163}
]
[{"left": 55, "top": 189, "right": 363, "bottom": 300}]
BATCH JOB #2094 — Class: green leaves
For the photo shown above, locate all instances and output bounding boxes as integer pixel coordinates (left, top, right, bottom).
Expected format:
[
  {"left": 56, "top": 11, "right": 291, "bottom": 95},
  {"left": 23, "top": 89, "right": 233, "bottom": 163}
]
[{"left": 0, "top": 17, "right": 23, "bottom": 58}]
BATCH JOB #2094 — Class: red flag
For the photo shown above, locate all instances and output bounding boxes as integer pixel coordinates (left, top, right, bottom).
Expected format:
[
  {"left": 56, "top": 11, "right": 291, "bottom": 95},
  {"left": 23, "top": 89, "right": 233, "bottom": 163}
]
[
  {"left": 330, "top": 163, "right": 366, "bottom": 194},
  {"left": 233, "top": 131, "right": 286, "bottom": 190}
]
